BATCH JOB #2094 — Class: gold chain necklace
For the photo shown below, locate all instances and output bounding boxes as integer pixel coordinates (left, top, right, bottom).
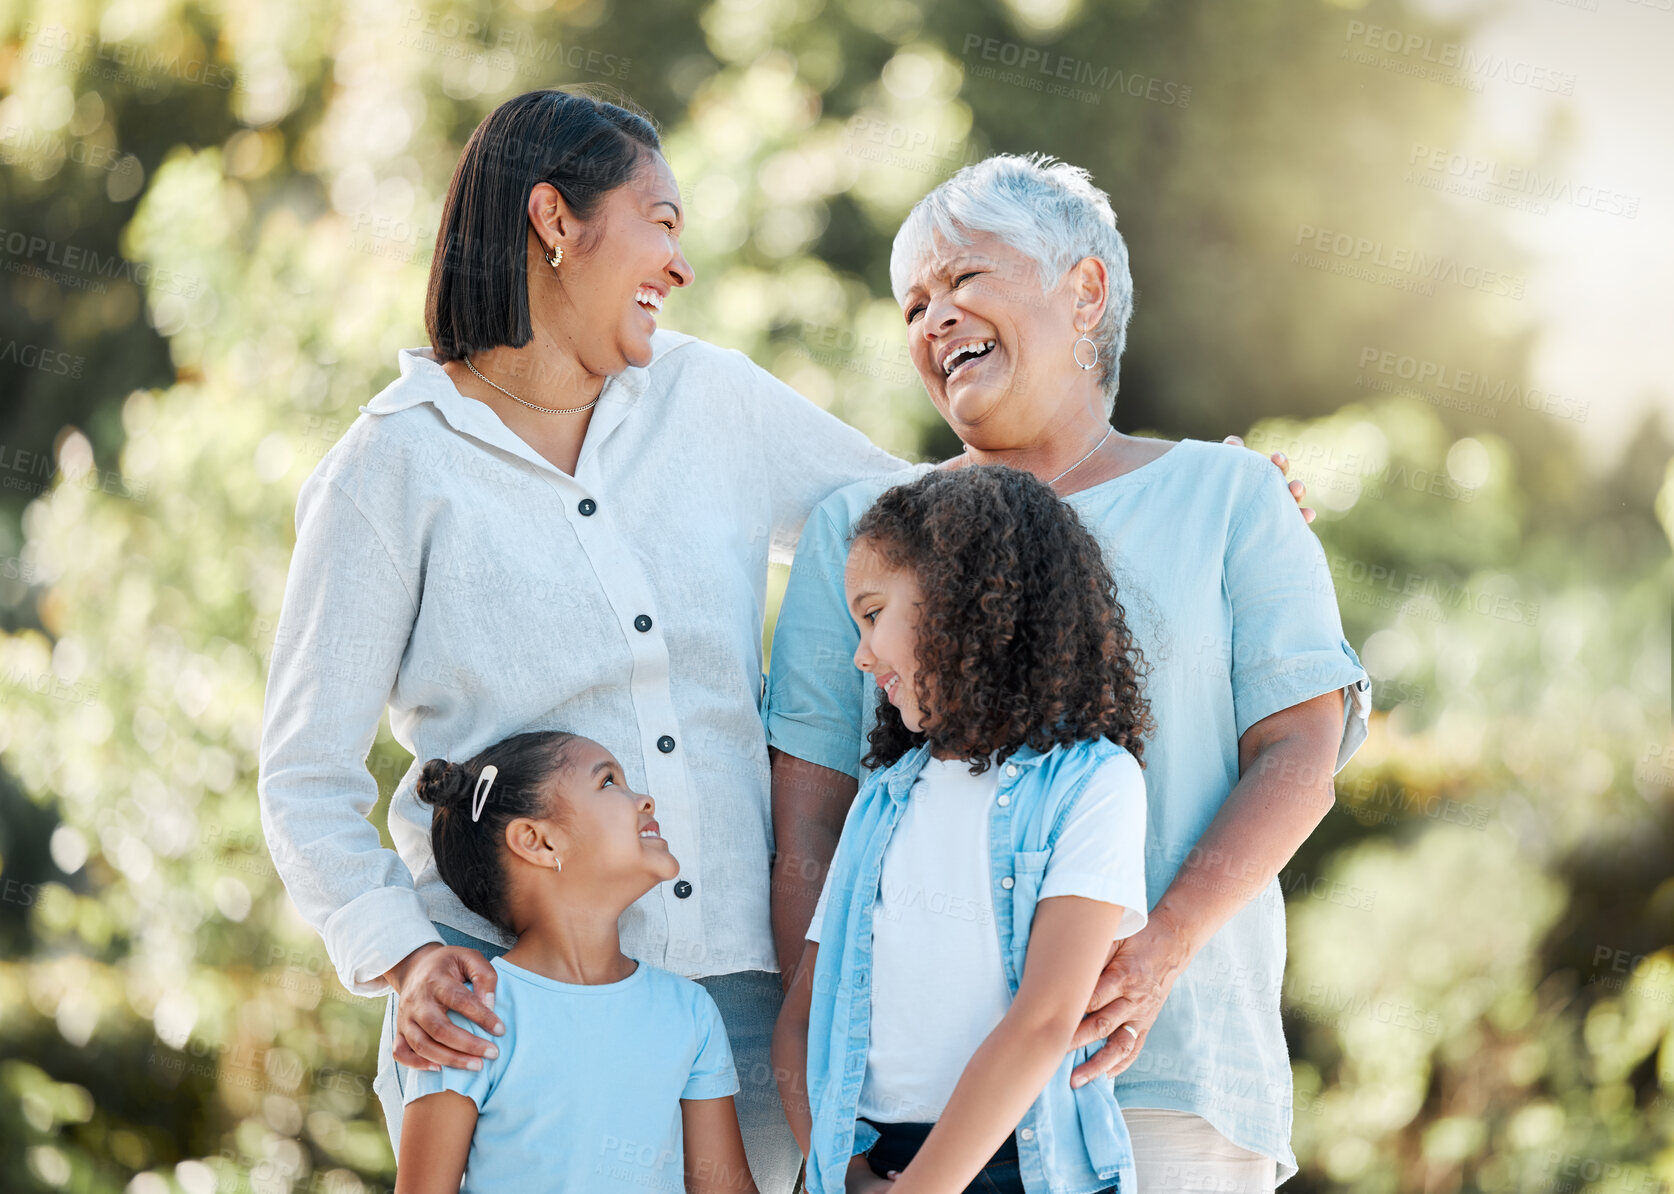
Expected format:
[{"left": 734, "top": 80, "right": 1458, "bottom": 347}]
[{"left": 463, "top": 356, "right": 600, "bottom": 416}]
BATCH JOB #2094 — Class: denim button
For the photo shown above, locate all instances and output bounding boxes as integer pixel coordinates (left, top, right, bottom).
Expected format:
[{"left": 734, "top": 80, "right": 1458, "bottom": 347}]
[
  {"left": 673, "top": 880, "right": 692, "bottom": 898},
  {"left": 578, "top": 498, "right": 597, "bottom": 516},
  {"left": 1005, "top": 764, "right": 1018, "bottom": 777},
  {"left": 997, "top": 793, "right": 1011, "bottom": 807},
  {"left": 657, "top": 735, "right": 675, "bottom": 753},
  {"left": 1019, "top": 1128, "right": 1035, "bottom": 1142},
  {"left": 634, "top": 614, "right": 653, "bottom": 632},
  {"left": 1001, "top": 876, "right": 1015, "bottom": 890}
]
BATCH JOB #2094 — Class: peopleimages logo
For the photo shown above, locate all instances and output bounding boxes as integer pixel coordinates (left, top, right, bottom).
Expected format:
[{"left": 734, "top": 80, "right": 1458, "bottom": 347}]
[
  {"left": 1406, "top": 144, "right": 1639, "bottom": 219},
  {"left": 1343, "top": 20, "right": 1576, "bottom": 94},
  {"left": 842, "top": 117, "right": 983, "bottom": 177},
  {"left": 1293, "top": 223, "right": 1526, "bottom": 300},
  {"left": 0, "top": 341, "right": 84, "bottom": 378},
  {"left": 23, "top": 21, "right": 237, "bottom": 90},
  {"left": 0, "top": 229, "right": 203, "bottom": 297},
  {"left": 398, "top": 8, "right": 632, "bottom": 82},
  {"left": 1328, "top": 555, "right": 1540, "bottom": 627},
  {"left": 960, "top": 35, "right": 1191, "bottom": 107},
  {"left": 1357, "top": 346, "right": 1589, "bottom": 423},
  {"left": 0, "top": 125, "right": 136, "bottom": 174}
]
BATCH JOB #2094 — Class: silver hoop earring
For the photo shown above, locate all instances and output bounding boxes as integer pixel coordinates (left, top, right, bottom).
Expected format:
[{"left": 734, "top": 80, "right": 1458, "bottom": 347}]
[
  {"left": 553, "top": 857, "right": 563, "bottom": 872},
  {"left": 544, "top": 242, "right": 564, "bottom": 271},
  {"left": 1072, "top": 335, "right": 1099, "bottom": 370}
]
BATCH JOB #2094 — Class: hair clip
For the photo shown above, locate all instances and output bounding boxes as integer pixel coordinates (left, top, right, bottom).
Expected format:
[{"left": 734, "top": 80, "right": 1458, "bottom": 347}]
[{"left": 471, "top": 765, "right": 499, "bottom": 823}]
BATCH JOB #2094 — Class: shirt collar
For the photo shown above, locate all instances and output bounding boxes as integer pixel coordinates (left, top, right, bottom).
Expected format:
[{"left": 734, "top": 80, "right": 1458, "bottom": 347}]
[
  {"left": 363, "top": 347, "right": 648, "bottom": 416},
  {"left": 879, "top": 740, "right": 1052, "bottom": 802},
  {"left": 360, "top": 347, "right": 651, "bottom": 479}
]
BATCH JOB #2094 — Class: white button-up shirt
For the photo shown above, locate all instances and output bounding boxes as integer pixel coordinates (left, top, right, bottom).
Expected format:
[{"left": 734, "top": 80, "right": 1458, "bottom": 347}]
[{"left": 258, "top": 331, "right": 907, "bottom": 996}]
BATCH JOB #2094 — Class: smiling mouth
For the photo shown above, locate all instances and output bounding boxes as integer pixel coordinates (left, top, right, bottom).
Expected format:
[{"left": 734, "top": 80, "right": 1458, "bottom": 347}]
[
  {"left": 881, "top": 673, "right": 900, "bottom": 702},
  {"left": 942, "top": 339, "right": 996, "bottom": 381},
  {"left": 639, "top": 818, "right": 664, "bottom": 841},
  {"left": 635, "top": 286, "right": 664, "bottom": 316}
]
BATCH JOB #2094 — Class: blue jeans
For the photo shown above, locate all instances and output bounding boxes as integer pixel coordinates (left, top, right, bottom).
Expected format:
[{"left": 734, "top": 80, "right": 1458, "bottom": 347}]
[{"left": 374, "top": 925, "right": 802, "bottom": 1193}]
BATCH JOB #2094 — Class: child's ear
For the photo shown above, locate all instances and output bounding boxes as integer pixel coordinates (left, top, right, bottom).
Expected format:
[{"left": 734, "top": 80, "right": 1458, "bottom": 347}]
[{"left": 504, "top": 816, "right": 568, "bottom": 869}]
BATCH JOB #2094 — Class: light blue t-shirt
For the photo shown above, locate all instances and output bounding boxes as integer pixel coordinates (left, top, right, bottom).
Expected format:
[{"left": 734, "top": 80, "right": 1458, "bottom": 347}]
[
  {"left": 764, "top": 439, "right": 1371, "bottom": 1183},
  {"left": 398, "top": 955, "right": 739, "bottom": 1193}
]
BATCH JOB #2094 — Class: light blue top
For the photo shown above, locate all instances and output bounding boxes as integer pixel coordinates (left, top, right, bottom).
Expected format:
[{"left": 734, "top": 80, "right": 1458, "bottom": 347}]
[
  {"left": 807, "top": 737, "right": 1142, "bottom": 1194},
  {"left": 766, "top": 439, "right": 1371, "bottom": 1182},
  {"left": 398, "top": 955, "right": 738, "bottom": 1193}
]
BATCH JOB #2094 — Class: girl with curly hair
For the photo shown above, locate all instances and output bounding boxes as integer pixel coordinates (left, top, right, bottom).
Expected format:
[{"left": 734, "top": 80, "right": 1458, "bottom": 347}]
[
  {"left": 394, "top": 730, "right": 759, "bottom": 1194},
  {"left": 772, "top": 464, "right": 1154, "bottom": 1194}
]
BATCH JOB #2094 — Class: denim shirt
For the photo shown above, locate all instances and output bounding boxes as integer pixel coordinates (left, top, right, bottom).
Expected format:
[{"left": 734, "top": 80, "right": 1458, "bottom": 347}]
[
  {"left": 773, "top": 442, "right": 1371, "bottom": 1181},
  {"left": 806, "top": 736, "right": 1139, "bottom": 1194}
]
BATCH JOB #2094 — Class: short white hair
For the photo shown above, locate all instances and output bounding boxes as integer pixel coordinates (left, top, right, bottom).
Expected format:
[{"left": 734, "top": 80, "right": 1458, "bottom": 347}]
[{"left": 889, "top": 153, "right": 1134, "bottom": 418}]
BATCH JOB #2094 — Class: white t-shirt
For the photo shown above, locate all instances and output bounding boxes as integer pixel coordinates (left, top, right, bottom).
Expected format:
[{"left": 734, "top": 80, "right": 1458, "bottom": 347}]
[{"left": 807, "top": 749, "right": 1147, "bottom": 1123}]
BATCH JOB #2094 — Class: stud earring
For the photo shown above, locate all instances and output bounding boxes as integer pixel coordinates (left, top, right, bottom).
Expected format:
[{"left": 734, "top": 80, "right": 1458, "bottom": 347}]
[{"left": 544, "top": 241, "right": 563, "bottom": 271}]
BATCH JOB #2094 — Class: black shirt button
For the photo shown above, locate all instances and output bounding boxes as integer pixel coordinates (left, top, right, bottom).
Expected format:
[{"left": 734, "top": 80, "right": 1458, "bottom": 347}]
[
  {"left": 657, "top": 735, "right": 676, "bottom": 754},
  {"left": 673, "top": 880, "right": 693, "bottom": 899},
  {"left": 634, "top": 614, "right": 653, "bottom": 633},
  {"left": 578, "top": 498, "right": 597, "bottom": 516}
]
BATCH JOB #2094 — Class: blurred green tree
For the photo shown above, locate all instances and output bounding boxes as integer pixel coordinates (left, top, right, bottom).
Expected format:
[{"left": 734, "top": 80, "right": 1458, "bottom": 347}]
[{"left": 0, "top": 0, "right": 1668, "bottom": 1192}]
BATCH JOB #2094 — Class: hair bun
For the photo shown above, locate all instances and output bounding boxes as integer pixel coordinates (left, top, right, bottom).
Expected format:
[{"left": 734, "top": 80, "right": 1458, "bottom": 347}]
[{"left": 417, "top": 758, "right": 472, "bottom": 812}]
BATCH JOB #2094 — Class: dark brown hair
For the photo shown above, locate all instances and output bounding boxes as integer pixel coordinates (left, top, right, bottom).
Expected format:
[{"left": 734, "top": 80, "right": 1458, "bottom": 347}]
[
  {"left": 415, "top": 730, "right": 582, "bottom": 934},
  {"left": 852, "top": 463, "right": 1152, "bottom": 774},
  {"left": 425, "top": 87, "right": 661, "bottom": 362}
]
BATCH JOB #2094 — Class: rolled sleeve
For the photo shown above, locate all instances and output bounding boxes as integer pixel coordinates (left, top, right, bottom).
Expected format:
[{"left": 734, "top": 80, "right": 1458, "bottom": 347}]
[
  {"left": 1039, "top": 751, "right": 1149, "bottom": 939},
  {"left": 1224, "top": 461, "right": 1371, "bottom": 775},
  {"left": 258, "top": 473, "right": 441, "bottom": 997},
  {"left": 764, "top": 503, "right": 867, "bottom": 779},
  {"left": 398, "top": 1007, "right": 499, "bottom": 1110},
  {"left": 324, "top": 886, "right": 446, "bottom": 997},
  {"left": 682, "top": 989, "right": 741, "bottom": 1100}
]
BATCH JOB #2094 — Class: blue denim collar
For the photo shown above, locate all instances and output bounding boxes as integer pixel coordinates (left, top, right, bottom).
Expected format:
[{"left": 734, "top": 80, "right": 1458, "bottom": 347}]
[{"left": 879, "top": 740, "right": 1055, "bottom": 803}]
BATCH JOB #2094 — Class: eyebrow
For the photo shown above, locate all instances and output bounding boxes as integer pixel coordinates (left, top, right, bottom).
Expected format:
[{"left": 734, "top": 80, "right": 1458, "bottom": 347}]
[
  {"left": 848, "top": 590, "right": 880, "bottom": 611},
  {"left": 905, "top": 256, "right": 981, "bottom": 299},
  {"left": 591, "top": 760, "right": 614, "bottom": 776},
  {"left": 651, "top": 198, "right": 682, "bottom": 222}
]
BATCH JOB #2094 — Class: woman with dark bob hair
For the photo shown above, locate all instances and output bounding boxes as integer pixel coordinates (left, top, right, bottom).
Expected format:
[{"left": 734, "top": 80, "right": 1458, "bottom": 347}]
[{"left": 258, "top": 88, "right": 904, "bottom": 1189}]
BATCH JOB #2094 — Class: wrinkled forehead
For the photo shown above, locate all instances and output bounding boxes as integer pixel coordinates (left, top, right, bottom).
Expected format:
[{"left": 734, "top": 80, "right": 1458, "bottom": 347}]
[{"left": 892, "top": 223, "right": 1039, "bottom": 303}]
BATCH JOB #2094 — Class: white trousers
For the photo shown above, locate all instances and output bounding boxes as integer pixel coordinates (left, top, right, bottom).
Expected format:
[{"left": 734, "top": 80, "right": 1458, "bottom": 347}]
[{"left": 1124, "top": 1108, "right": 1278, "bottom": 1193}]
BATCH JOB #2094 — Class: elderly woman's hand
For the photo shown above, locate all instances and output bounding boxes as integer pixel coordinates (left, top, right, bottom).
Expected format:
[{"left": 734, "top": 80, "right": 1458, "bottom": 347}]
[
  {"left": 1067, "top": 914, "right": 1194, "bottom": 1087},
  {"left": 386, "top": 943, "right": 505, "bottom": 1071},
  {"left": 1223, "top": 435, "right": 1315, "bottom": 524}
]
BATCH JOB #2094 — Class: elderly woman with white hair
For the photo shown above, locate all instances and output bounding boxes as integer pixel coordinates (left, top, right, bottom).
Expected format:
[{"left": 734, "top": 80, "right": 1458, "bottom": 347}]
[{"left": 767, "top": 154, "right": 1371, "bottom": 1192}]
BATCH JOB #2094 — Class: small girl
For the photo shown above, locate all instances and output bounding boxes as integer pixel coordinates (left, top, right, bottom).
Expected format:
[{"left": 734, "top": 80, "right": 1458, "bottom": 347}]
[
  {"left": 394, "top": 730, "right": 760, "bottom": 1194},
  {"left": 773, "top": 464, "right": 1153, "bottom": 1194}
]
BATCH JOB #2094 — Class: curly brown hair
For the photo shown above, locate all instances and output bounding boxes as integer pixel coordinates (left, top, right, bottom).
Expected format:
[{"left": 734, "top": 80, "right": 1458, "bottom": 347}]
[{"left": 852, "top": 463, "right": 1152, "bottom": 774}]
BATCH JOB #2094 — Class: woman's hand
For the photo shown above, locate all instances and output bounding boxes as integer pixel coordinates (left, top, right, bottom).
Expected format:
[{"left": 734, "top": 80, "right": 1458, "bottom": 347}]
[
  {"left": 385, "top": 943, "right": 504, "bottom": 1070},
  {"left": 845, "top": 1153, "right": 897, "bottom": 1193},
  {"left": 1223, "top": 435, "right": 1315, "bottom": 524},
  {"left": 1067, "top": 913, "right": 1193, "bottom": 1087}
]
